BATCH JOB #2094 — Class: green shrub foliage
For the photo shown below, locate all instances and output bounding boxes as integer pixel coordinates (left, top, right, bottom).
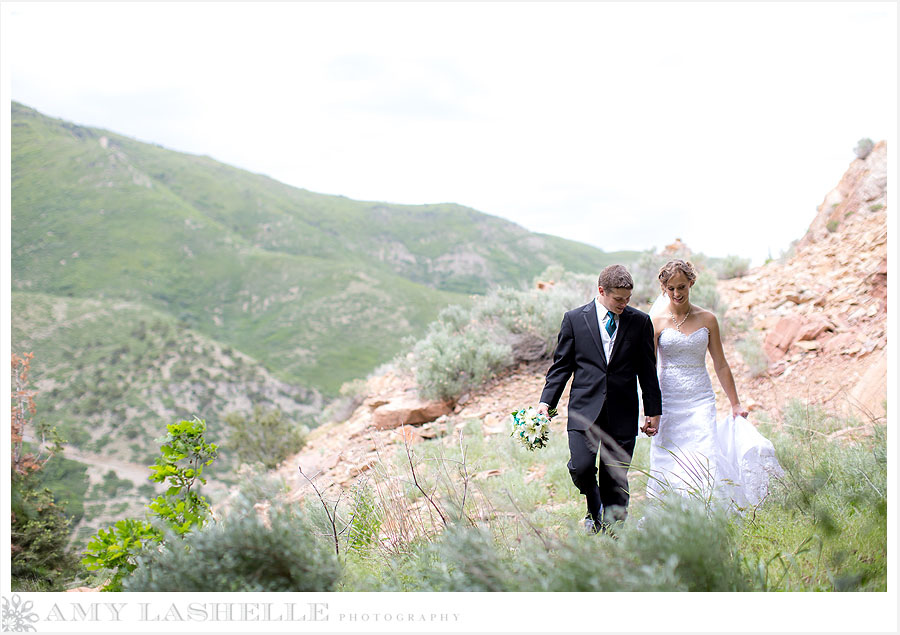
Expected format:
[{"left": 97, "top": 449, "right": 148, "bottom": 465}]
[
  {"left": 147, "top": 417, "right": 218, "bottom": 536},
  {"left": 854, "top": 137, "right": 875, "bottom": 160},
  {"left": 408, "top": 269, "right": 595, "bottom": 400},
  {"left": 224, "top": 405, "right": 308, "bottom": 469},
  {"left": 11, "top": 472, "right": 82, "bottom": 590},
  {"left": 81, "top": 416, "right": 217, "bottom": 590},
  {"left": 347, "top": 482, "right": 383, "bottom": 552},
  {"left": 714, "top": 254, "right": 751, "bottom": 279},
  {"left": 751, "top": 402, "right": 887, "bottom": 590},
  {"left": 123, "top": 497, "right": 340, "bottom": 592},
  {"left": 80, "top": 519, "right": 162, "bottom": 592},
  {"left": 736, "top": 335, "right": 769, "bottom": 377},
  {"left": 353, "top": 499, "right": 744, "bottom": 592}
]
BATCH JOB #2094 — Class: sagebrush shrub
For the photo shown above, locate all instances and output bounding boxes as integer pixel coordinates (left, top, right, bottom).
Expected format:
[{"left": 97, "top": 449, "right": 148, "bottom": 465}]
[
  {"left": 630, "top": 247, "right": 725, "bottom": 313},
  {"left": 624, "top": 495, "right": 747, "bottom": 591},
  {"left": 854, "top": 137, "right": 875, "bottom": 160},
  {"left": 715, "top": 254, "right": 751, "bottom": 279},
  {"left": 123, "top": 499, "right": 339, "bottom": 592},
  {"left": 408, "top": 270, "right": 595, "bottom": 400},
  {"left": 412, "top": 326, "right": 512, "bottom": 400},
  {"left": 736, "top": 335, "right": 769, "bottom": 377},
  {"left": 224, "top": 406, "right": 308, "bottom": 469}
]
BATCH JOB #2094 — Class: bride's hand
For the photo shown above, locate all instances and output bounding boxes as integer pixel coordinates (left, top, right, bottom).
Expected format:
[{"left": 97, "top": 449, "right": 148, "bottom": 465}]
[
  {"left": 642, "top": 415, "right": 659, "bottom": 436},
  {"left": 732, "top": 403, "right": 749, "bottom": 419}
]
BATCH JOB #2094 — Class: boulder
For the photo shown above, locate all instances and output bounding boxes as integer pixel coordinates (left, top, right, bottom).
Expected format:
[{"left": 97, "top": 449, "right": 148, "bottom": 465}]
[
  {"left": 796, "top": 317, "right": 832, "bottom": 341},
  {"left": 793, "top": 340, "right": 820, "bottom": 352},
  {"left": 867, "top": 257, "right": 888, "bottom": 301},
  {"left": 364, "top": 397, "right": 390, "bottom": 410},
  {"left": 822, "top": 332, "right": 858, "bottom": 355},
  {"left": 372, "top": 395, "right": 453, "bottom": 430},
  {"left": 848, "top": 350, "right": 887, "bottom": 420},
  {"left": 763, "top": 314, "right": 805, "bottom": 360}
]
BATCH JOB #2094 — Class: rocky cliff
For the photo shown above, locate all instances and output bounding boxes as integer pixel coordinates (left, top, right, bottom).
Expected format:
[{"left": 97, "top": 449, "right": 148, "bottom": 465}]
[{"left": 718, "top": 140, "right": 888, "bottom": 426}]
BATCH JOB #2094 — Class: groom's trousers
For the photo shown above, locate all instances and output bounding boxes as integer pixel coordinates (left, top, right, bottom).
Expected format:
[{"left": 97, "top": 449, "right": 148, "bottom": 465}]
[{"left": 567, "top": 405, "right": 636, "bottom": 525}]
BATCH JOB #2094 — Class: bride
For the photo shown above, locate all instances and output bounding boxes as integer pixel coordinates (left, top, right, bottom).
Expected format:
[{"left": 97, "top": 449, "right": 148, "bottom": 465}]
[{"left": 642, "top": 259, "right": 782, "bottom": 511}]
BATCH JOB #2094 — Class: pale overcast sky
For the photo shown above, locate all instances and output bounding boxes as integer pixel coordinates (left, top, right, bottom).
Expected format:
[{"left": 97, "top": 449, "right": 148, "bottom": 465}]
[{"left": 2, "top": 2, "right": 896, "bottom": 265}]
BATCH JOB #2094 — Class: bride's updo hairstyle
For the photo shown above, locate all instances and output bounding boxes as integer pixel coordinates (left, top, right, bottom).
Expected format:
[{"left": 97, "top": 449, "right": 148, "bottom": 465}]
[{"left": 658, "top": 259, "right": 697, "bottom": 287}]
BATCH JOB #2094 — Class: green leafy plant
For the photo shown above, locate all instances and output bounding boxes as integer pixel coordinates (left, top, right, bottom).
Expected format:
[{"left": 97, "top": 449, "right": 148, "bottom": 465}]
[
  {"left": 81, "top": 519, "right": 162, "bottom": 591},
  {"left": 347, "top": 481, "right": 383, "bottom": 552},
  {"left": 81, "top": 416, "right": 218, "bottom": 589},
  {"left": 148, "top": 416, "right": 218, "bottom": 536}
]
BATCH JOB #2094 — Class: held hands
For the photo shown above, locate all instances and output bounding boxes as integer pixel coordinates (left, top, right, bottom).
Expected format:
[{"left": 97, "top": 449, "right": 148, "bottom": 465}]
[{"left": 641, "top": 415, "right": 660, "bottom": 437}]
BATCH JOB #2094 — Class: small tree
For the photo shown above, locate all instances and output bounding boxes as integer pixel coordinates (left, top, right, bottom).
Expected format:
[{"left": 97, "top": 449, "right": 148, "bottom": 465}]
[
  {"left": 11, "top": 353, "right": 79, "bottom": 590},
  {"left": 147, "top": 417, "right": 219, "bottom": 536},
  {"left": 82, "top": 416, "right": 219, "bottom": 590},
  {"left": 11, "top": 353, "right": 62, "bottom": 474}
]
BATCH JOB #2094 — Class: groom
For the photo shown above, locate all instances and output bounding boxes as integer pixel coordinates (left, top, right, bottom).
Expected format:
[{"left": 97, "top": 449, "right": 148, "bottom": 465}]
[{"left": 538, "top": 264, "right": 661, "bottom": 533}]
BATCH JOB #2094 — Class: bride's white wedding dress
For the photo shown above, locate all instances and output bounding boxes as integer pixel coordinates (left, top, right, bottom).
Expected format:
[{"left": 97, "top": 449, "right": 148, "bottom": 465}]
[{"left": 647, "top": 326, "right": 783, "bottom": 511}]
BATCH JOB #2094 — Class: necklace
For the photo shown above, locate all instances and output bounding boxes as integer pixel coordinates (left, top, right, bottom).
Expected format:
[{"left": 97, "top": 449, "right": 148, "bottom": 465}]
[{"left": 670, "top": 306, "right": 692, "bottom": 333}]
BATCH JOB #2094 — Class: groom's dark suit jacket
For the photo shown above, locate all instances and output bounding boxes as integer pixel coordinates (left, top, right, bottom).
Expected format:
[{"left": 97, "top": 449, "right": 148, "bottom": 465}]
[{"left": 541, "top": 302, "right": 662, "bottom": 439}]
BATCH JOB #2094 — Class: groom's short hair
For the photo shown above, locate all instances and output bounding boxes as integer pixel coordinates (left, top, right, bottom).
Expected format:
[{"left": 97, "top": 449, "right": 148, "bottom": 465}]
[{"left": 598, "top": 265, "right": 634, "bottom": 290}]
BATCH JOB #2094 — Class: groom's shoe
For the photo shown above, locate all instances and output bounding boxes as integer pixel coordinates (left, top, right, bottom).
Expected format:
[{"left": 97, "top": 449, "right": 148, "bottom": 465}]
[
  {"left": 596, "top": 519, "right": 617, "bottom": 539},
  {"left": 598, "top": 506, "right": 625, "bottom": 539}
]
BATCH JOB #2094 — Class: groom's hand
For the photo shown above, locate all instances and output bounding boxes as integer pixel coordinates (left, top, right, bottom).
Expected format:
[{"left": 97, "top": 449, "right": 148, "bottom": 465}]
[
  {"left": 537, "top": 403, "right": 550, "bottom": 418},
  {"left": 642, "top": 415, "right": 660, "bottom": 436}
]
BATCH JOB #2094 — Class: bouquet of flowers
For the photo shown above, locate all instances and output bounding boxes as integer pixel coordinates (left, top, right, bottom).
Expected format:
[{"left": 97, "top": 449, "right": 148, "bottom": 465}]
[{"left": 509, "top": 406, "right": 555, "bottom": 451}]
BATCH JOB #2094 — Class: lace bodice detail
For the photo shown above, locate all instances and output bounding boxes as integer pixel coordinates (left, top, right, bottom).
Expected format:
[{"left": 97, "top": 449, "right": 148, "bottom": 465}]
[{"left": 658, "top": 327, "right": 713, "bottom": 408}]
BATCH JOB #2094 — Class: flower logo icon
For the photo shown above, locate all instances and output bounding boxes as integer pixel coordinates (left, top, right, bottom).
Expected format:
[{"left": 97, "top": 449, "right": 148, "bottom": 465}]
[{"left": 1, "top": 594, "right": 39, "bottom": 632}]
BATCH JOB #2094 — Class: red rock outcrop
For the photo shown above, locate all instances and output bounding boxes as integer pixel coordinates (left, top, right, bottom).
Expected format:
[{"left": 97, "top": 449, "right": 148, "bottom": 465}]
[
  {"left": 371, "top": 395, "right": 452, "bottom": 430},
  {"left": 798, "top": 140, "right": 887, "bottom": 250},
  {"left": 719, "top": 141, "right": 888, "bottom": 422}
]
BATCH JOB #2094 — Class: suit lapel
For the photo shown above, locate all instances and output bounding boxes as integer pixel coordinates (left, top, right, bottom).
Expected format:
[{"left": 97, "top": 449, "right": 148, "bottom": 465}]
[
  {"left": 582, "top": 302, "right": 607, "bottom": 369},
  {"left": 608, "top": 307, "right": 632, "bottom": 367}
]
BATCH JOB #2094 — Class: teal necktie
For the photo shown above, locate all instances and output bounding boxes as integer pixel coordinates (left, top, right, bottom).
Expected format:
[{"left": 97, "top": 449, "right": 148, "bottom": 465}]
[{"left": 605, "top": 310, "right": 616, "bottom": 336}]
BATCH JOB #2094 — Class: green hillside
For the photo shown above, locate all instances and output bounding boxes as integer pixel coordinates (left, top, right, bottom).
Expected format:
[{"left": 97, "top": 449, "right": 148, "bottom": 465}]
[{"left": 12, "top": 101, "right": 635, "bottom": 394}]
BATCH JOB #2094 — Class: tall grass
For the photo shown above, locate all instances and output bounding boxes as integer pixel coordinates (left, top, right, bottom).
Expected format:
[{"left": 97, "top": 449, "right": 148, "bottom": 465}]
[{"left": 736, "top": 402, "right": 886, "bottom": 591}]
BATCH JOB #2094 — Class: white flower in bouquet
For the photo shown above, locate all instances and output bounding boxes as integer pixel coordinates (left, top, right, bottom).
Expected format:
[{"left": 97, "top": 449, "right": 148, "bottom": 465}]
[{"left": 509, "top": 406, "right": 554, "bottom": 451}]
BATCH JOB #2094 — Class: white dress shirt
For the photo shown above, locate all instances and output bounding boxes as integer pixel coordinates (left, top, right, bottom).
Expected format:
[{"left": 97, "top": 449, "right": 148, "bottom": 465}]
[{"left": 595, "top": 297, "right": 618, "bottom": 361}]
